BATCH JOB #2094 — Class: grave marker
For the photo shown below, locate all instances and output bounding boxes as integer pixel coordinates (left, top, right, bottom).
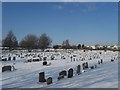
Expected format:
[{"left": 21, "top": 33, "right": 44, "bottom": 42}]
[
  {"left": 39, "top": 72, "right": 46, "bottom": 82},
  {"left": 68, "top": 68, "right": 73, "bottom": 78},
  {"left": 46, "top": 77, "right": 52, "bottom": 85}
]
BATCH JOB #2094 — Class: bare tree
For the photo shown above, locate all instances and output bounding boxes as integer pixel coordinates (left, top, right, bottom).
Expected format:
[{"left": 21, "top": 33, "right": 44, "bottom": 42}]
[
  {"left": 19, "top": 34, "right": 38, "bottom": 50},
  {"left": 2, "top": 30, "right": 18, "bottom": 50},
  {"left": 38, "top": 33, "right": 52, "bottom": 51},
  {"left": 77, "top": 44, "right": 81, "bottom": 49}
]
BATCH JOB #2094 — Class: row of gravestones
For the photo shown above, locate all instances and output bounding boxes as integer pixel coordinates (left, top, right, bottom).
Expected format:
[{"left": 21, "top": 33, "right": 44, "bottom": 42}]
[
  {"left": 38, "top": 64, "right": 86, "bottom": 85},
  {"left": 2, "top": 56, "right": 16, "bottom": 61},
  {"left": 27, "top": 55, "right": 55, "bottom": 63}
]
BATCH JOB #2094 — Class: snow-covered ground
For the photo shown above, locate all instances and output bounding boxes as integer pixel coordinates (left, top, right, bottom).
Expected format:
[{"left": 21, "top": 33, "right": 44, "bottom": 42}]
[{"left": 1, "top": 50, "right": 118, "bottom": 88}]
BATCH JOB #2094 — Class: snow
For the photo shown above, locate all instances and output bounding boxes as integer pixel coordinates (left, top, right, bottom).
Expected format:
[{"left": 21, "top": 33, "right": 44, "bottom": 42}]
[{"left": 1, "top": 50, "right": 118, "bottom": 88}]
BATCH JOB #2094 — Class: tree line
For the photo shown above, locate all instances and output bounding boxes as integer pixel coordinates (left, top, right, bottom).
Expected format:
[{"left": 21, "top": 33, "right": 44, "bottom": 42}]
[{"left": 2, "top": 30, "right": 86, "bottom": 51}]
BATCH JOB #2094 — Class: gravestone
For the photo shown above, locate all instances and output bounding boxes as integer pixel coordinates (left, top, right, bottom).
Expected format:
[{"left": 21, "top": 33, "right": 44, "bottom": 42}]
[
  {"left": 85, "top": 62, "right": 88, "bottom": 68},
  {"left": 28, "top": 59, "right": 32, "bottom": 62},
  {"left": 46, "top": 77, "right": 52, "bottom": 85},
  {"left": 101, "top": 59, "right": 103, "bottom": 63},
  {"left": 73, "top": 58, "right": 75, "bottom": 62},
  {"left": 111, "top": 59, "right": 114, "bottom": 62},
  {"left": 58, "top": 75, "right": 64, "bottom": 80},
  {"left": 59, "top": 70, "right": 67, "bottom": 76},
  {"left": 43, "top": 57, "right": 47, "bottom": 60},
  {"left": 2, "top": 65, "right": 11, "bottom": 72},
  {"left": 51, "top": 56, "right": 54, "bottom": 60},
  {"left": 90, "top": 66, "right": 94, "bottom": 69},
  {"left": 39, "top": 72, "right": 46, "bottom": 82},
  {"left": 94, "top": 65, "right": 97, "bottom": 68},
  {"left": 33, "top": 59, "right": 39, "bottom": 62},
  {"left": 43, "top": 61, "right": 47, "bottom": 65},
  {"left": 8, "top": 57, "right": 11, "bottom": 61},
  {"left": 71, "top": 56, "right": 73, "bottom": 62},
  {"left": 2, "top": 58, "right": 7, "bottom": 61},
  {"left": 98, "top": 61, "right": 100, "bottom": 64},
  {"left": 68, "top": 68, "right": 73, "bottom": 78},
  {"left": 82, "top": 63, "right": 85, "bottom": 69},
  {"left": 13, "top": 57, "right": 16, "bottom": 60},
  {"left": 76, "top": 65, "right": 81, "bottom": 75}
]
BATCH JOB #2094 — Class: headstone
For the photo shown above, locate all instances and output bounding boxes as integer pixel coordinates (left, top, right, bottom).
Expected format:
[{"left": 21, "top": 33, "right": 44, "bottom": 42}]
[
  {"left": 51, "top": 56, "right": 54, "bottom": 60},
  {"left": 73, "top": 58, "right": 75, "bottom": 62},
  {"left": 82, "top": 63, "right": 85, "bottom": 69},
  {"left": 90, "top": 66, "right": 94, "bottom": 69},
  {"left": 70, "top": 56, "right": 72, "bottom": 62},
  {"left": 76, "top": 65, "right": 81, "bottom": 75},
  {"left": 58, "top": 75, "right": 64, "bottom": 80},
  {"left": 85, "top": 62, "right": 88, "bottom": 68},
  {"left": 46, "top": 77, "right": 52, "bottom": 85},
  {"left": 2, "top": 65, "right": 11, "bottom": 72},
  {"left": 43, "top": 61, "right": 47, "bottom": 65},
  {"left": 39, "top": 72, "right": 46, "bottom": 82},
  {"left": 59, "top": 70, "right": 67, "bottom": 76},
  {"left": 33, "top": 59, "right": 39, "bottom": 62},
  {"left": 98, "top": 61, "right": 100, "bottom": 64},
  {"left": 28, "top": 59, "right": 32, "bottom": 62},
  {"left": 111, "top": 59, "right": 114, "bottom": 62},
  {"left": 68, "top": 68, "right": 73, "bottom": 78},
  {"left": 101, "top": 59, "right": 103, "bottom": 63},
  {"left": 13, "top": 57, "right": 16, "bottom": 60},
  {"left": 8, "top": 57, "right": 11, "bottom": 61},
  {"left": 2, "top": 58, "right": 7, "bottom": 61},
  {"left": 43, "top": 57, "right": 47, "bottom": 60},
  {"left": 94, "top": 65, "right": 97, "bottom": 68}
]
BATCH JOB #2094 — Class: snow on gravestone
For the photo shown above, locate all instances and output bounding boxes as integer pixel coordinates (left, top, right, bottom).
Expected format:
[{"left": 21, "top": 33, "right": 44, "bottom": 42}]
[
  {"left": 39, "top": 72, "right": 46, "bottom": 82},
  {"left": 68, "top": 68, "right": 73, "bottom": 78}
]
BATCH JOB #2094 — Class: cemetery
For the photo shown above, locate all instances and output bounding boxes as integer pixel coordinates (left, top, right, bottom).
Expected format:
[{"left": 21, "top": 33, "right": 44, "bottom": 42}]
[{"left": 1, "top": 49, "right": 118, "bottom": 88}]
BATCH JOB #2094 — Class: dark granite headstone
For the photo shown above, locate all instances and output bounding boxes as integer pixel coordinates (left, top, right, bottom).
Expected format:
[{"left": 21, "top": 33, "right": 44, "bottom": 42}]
[
  {"left": 85, "top": 62, "right": 88, "bottom": 68},
  {"left": 58, "top": 75, "right": 64, "bottom": 80},
  {"left": 90, "top": 66, "right": 94, "bottom": 69},
  {"left": 76, "top": 65, "right": 81, "bottom": 75},
  {"left": 43, "top": 57, "right": 47, "bottom": 60},
  {"left": 43, "top": 61, "right": 47, "bottom": 65},
  {"left": 39, "top": 72, "right": 46, "bottom": 82},
  {"left": 82, "top": 63, "right": 85, "bottom": 69},
  {"left": 2, "top": 58, "right": 7, "bottom": 61},
  {"left": 59, "top": 70, "right": 67, "bottom": 76},
  {"left": 46, "top": 77, "right": 52, "bottom": 85},
  {"left": 98, "top": 60, "right": 100, "bottom": 64},
  {"left": 13, "top": 57, "right": 16, "bottom": 60},
  {"left": 33, "top": 59, "right": 39, "bottom": 62},
  {"left": 101, "top": 59, "right": 103, "bottom": 63},
  {"left": 68, "top": 68, "right": 73, "bottom": 78},
  {"left": 111, "top": 59, "right": 114, "bottom": 62},
  {"left": 2, "top": 65, "right": 11, "bottom": 72},
  {"left": 8, "top": 57, "right": 11, "bottom": 61},
  {"left": 28, "top": 59, "right": 32, "bottom": 62}
]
